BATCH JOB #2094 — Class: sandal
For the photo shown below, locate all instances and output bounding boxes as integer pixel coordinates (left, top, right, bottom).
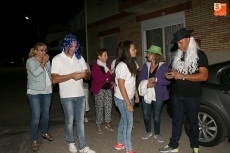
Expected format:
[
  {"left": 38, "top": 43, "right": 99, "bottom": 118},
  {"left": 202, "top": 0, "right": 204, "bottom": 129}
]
[
  {"left": 105, "top": 124, "right": 114, "bottom": 131},
  {"left": 42, "top": 134, "right": 54, "bottom": 141},
  {"left": 31, "top": 141, "right": 38, "bottom": 152},
  {"left": 97, "top": 125, "right": 102, "bottom": 134}
]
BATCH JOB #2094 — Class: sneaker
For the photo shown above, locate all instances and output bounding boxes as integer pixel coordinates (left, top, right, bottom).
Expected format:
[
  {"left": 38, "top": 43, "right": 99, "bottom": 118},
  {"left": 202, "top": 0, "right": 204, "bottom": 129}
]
[
  {"left": 69, "top": 143, "right": 77, "bottom": 153},
  {"left": 115, "top": 142, "right": 125, "bottom": 150},
  {"left": 154, "top": 134, "right": 164, "bottom": 142},
  {"left": 126, "top": 150, "right": 135, "bottom": 153},
  {"left": 84, "top": 117, "right": 88, "bottom": 122},
  {"left": 79, "top": 146, "right": 95, "bottom": 153},
  {"left": 142, "top": 132, "right": 152, "bottom": 139},
  {"left": 105, "top": 125, "right": 114, "bottom": 131},
  {"left": 193, "top": 148, "right": 200, "bottom": 153},
  {"left": 159, "top": 145, "right": 178, "bottom": 153}
]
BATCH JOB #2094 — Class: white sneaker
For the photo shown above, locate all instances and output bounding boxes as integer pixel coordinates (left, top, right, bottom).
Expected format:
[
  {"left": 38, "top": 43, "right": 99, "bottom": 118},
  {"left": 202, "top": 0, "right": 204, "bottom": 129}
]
[
  {"left": 84, "top": 117, "right": 89, "bottom": 122},
  {"left": 79, "top": 146, "right": 96, "bottom": 153},
  {"left": 69, "top": 143, "right": 77, "bottom": 153}
]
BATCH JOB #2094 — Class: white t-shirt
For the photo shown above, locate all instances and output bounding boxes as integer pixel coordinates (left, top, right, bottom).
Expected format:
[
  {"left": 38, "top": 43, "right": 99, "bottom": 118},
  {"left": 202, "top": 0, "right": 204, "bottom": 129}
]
[
  {"left": 51, "top": 52, "right": 88, "bottom": 98},
  {"left": 111, "top": 59, "right": 139, "bottom": 73},
  {"left": 114, "top": 62, "right": 136, "bottom": 99}
]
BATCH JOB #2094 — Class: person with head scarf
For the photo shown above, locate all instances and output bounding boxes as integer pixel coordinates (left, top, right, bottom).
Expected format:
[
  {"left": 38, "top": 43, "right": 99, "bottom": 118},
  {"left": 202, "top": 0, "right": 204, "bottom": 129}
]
[
  {"left": 51, "top": 33, "right": 95, "bottom": 153},
  {"left": 26, "top": 43, "right": 54, "bottom": 151},
  {"left": 159, "top": 28, "right": 208, "bottom": 153},
  {"left": 138, "top": 45, "right": 170, "bottom": 142}
]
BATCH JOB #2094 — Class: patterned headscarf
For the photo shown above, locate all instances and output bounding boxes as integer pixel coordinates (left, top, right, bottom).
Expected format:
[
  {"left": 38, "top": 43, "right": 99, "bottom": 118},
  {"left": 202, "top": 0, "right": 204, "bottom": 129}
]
[{"left": 60, "top": 33, "right": 81, "bottom": 59}]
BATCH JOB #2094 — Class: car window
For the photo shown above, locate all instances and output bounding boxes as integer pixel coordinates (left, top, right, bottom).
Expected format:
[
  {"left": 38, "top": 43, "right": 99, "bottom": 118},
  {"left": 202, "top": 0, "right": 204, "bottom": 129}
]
[{"left": 220, "top": 69, "right": 230, "bottom": 86}]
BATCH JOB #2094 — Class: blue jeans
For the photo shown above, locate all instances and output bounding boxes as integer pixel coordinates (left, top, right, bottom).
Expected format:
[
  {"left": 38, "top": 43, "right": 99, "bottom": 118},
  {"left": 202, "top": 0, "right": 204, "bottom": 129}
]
[
  {"left": 169, "top": 94, "right": 201, "bottom": 149},
  {"left": 141, "top": 97, "right": 164, "bottom": 135},
  {"left": 61, "top": 96, "right": 86, "bottom": 150},
  {"left": 114, "top": 96, "right": 134, "bottom": 152},
  {"left": 27, "top": 93, "right": 52, "bottom": 141}
]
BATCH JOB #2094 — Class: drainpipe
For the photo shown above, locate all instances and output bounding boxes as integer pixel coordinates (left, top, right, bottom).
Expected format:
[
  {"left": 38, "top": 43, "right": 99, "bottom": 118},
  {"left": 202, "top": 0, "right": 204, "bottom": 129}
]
[{"left": 84, "top": 0, "right": 89, "bottom": 62}]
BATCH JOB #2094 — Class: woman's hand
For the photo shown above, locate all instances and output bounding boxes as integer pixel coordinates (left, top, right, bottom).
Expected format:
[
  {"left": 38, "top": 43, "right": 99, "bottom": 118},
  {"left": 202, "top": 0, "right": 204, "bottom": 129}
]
[
  {"left": 111, "top": 81, "right": 114, "bottom": 88},
  {"left": 134, "top": 97, "right": 139, "bottom": 104},
  {"left": 148, "top": 77, "right": 156, "bottom": 83},
  {"left": 42, "top": 54, "right": 49, "bottom": 64},
  {"left": 127, "top": 104, "right": 134, "bottom": 112}
]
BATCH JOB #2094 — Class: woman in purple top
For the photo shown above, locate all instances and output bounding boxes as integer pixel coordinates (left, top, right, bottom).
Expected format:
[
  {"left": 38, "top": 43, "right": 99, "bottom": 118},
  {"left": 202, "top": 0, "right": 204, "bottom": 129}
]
[
  {"left": 138, "top": 45, "right": 170, "bottom": 142},
  {"left": 91, "top": 48, "right": 114, "bottom": 133}
]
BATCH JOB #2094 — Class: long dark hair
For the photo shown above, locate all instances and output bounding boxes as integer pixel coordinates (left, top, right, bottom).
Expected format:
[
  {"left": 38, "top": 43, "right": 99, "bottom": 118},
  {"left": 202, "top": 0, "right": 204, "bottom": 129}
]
[{"left": 115, "top": 40, "right": 137, "bottom": 76}]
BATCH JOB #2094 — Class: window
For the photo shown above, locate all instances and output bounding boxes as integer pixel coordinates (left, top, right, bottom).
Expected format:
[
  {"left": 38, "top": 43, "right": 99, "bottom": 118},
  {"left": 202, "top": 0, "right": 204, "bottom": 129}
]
[
  {"left": 141, "top": 12, "right": 185, "bottom": 65},
  {"left": 101, "top": 34, "right": 117, "bottom": 57},
  {"left": 220, "top": 69, "right": 230, "bottom": 86}
]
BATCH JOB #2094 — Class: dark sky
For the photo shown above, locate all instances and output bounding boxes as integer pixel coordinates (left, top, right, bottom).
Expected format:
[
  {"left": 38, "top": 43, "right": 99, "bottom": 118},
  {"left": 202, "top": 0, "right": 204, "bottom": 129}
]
[{"left": 1, "top": 0, "right": 84, "bottom": 59}]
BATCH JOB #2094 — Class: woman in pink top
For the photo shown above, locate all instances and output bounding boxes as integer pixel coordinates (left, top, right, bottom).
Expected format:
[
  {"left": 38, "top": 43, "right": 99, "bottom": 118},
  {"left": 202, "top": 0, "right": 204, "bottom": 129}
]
[{"left": 91, "top": 48, "right": 114, "bottom": 133}]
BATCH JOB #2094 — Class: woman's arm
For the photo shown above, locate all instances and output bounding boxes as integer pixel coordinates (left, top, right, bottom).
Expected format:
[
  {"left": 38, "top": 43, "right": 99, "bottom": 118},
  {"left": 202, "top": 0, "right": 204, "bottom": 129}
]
[
  {"left": 118, "top": 78, "right": 134, "bottom": 112},
  {"left": 91, "top": 64, "right": 111, "bottom": 84},
  {"left": 26, "top": 59, "right": 44, "bottom": 77},
  {"left": 134, "top": 89, "right": 139, "bottom": 103},
  {"left": 156, "top": 64, "right": 171, "bottom": 86}
]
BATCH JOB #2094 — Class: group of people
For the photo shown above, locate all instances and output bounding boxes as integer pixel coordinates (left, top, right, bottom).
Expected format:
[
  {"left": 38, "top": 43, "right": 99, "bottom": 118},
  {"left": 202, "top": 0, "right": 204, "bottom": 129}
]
[{"left": 26, "top": 28, "right": 208, "bottom": 153}]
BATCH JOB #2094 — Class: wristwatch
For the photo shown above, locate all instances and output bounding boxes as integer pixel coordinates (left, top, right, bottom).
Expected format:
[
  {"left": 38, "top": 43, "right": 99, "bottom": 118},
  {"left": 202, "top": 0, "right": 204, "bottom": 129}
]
[{"left": 182, "top": 74, "right": 186, "bottom": 80}]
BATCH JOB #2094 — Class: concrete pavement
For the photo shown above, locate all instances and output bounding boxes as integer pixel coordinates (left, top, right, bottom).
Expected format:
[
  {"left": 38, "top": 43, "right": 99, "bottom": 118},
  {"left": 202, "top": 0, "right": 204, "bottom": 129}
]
[{"left": 22, "top": 93, "right": 230, "bottom": 152}]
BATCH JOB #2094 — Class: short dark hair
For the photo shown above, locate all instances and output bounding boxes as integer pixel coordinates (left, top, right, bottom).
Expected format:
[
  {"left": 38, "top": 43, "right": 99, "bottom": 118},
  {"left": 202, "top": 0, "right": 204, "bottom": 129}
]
[{"left": 96, "top": 48, "right": 107, "bottom": 58}]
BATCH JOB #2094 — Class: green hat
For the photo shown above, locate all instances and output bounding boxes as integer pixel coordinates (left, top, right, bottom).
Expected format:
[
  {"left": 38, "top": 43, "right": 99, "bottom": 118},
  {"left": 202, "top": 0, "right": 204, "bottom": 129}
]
[{"left": 145, "top": 45, "right": 162, "bottom": 55}]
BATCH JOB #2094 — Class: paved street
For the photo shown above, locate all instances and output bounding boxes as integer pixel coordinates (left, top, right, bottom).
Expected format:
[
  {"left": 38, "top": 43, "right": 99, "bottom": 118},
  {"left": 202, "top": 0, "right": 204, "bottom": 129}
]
[{"left": 0, "top": 67, "right": 229, "bottom": 153}]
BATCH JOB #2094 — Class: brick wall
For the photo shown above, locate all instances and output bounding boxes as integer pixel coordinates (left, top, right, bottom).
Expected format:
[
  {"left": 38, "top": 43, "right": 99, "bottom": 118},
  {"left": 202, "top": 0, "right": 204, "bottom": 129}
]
[
  {"left": 186, "top": 0, "right": 230, "bottom": 64},
  {"left": 87, "top": 13, "right": 142, "bottom": 64},
  {"left": 87, "top": 0, "right": 230, "bottom": 65},
  {"left": 186, "top": 0, "right": 230, "bottom": 51}
]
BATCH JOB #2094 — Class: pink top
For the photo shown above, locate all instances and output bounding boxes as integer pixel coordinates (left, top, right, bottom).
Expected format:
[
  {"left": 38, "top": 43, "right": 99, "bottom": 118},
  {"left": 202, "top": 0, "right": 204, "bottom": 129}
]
[{"left": 90, "top": 62, "right": 114, "bottom": 94}]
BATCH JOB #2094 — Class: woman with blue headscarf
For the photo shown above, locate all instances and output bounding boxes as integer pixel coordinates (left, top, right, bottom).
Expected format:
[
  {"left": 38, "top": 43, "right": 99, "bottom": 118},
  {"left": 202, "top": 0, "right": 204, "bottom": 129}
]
[{"left": 51, "top": 33, "right": 95, "bottom": 153}]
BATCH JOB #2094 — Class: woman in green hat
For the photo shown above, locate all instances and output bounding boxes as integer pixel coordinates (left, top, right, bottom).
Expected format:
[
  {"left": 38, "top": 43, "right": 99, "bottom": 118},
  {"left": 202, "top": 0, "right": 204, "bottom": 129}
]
[{"left": 138, "top": 45, "right": 170, "bottom": 142}]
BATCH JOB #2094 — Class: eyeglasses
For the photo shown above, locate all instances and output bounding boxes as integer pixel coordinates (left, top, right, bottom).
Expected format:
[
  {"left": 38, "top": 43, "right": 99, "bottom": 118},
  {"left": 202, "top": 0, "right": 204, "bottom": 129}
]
[{"left": 38, "top": 49, "right": 48, "bottom": 52}]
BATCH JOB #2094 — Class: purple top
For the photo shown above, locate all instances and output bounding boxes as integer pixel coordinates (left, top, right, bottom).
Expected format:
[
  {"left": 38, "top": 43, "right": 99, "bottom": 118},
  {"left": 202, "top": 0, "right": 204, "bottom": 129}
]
[
  {"left": 138, "top": 62, "right": 170, "bottom": 101},
  {"left": 90, "top": 62, "right": 114, "bottom": 94}
]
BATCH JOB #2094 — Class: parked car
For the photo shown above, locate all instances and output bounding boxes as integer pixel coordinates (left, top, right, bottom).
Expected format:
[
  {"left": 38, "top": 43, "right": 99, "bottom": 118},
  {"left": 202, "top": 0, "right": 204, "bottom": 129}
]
[{"left": 167, "top": 61, "right": 230, "bottom": 147}]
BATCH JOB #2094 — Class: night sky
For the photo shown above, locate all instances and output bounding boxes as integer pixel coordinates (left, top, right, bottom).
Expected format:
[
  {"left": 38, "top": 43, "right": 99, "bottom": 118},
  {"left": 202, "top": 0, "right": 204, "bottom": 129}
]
[{"left": 1, "top": 0, "right": 84, "bottom": 60}]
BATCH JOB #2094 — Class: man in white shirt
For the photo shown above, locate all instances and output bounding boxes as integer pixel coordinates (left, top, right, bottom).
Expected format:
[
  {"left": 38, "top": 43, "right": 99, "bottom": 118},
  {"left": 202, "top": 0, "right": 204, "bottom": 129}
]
[{"left": 51, "top": 33, "right": 95, "bottom": 153}]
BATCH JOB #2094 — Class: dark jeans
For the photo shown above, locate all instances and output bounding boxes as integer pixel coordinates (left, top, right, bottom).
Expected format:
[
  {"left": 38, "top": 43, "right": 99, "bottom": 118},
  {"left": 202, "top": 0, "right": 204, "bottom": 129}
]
[
  {"left": 141, "top": 97, "right": 164, "bottom": 135},
  {"left": 169, "top": 94, "right": 201, "bottom": 149}
]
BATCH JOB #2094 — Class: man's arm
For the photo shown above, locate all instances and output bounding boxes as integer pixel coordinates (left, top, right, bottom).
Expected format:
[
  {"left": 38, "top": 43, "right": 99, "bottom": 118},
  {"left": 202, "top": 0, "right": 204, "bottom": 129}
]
[
  {"left": 184, "top": 67, "right": 208, "bottom": 81},
  {"left": 172, "top": 67, "right": 208, "bottom": 82},
  {"left": 82, "top": 69, "right": 91, "bottom": 80}
]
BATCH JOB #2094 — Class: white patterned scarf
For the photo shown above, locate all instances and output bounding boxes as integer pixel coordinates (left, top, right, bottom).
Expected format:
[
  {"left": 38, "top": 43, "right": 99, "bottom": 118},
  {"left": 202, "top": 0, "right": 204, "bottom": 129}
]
[
  {"left": 97, "top": 59, "right": 110, "bottom": 73},
  {"left": 172, "top": 37, "right": 199, "bottom": 74}
]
